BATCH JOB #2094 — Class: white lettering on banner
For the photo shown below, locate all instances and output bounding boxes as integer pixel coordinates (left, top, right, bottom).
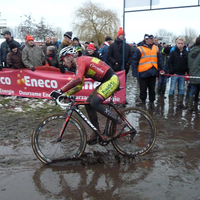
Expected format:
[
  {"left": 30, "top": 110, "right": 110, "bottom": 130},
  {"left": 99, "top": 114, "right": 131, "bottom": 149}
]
[
  {"left": 24, "top": 76, "right": 58, "bottom": 89},
  {"left": 0, "top": 88, "right": 14, "bottom": 94},
  {"left": 83, "top": 81, "right": 100, "bottom": 90},
  {"left": 42, "top": 92, "right": 50, "bottom": 98},
  {"left": 19, "top": 90, "right": 42, "bottom": 97},
  {"left": 0, "top": 77, "right": 11, "bottom": 85}
]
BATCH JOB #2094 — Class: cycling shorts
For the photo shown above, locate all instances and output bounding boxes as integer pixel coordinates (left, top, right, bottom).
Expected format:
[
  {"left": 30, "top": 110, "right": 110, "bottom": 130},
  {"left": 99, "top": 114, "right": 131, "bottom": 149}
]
[{"left": 97, "top": 73, "right": 120, "bottom": 100}]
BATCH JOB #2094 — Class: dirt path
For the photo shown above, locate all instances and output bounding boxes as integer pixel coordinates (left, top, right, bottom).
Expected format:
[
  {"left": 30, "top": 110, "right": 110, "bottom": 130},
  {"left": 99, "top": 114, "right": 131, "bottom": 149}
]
[{"left": 0, "top": 76, "right": 200, "bottom": 200}]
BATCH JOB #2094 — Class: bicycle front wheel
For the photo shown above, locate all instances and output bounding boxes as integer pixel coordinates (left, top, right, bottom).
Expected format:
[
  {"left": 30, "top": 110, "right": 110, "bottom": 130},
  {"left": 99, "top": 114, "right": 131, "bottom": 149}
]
[
  {"left": 32, "top": 113, "right": 86, "bottom": 164},
  {"left": 111, "top": 107, "right": 157, "bottom": 157}
]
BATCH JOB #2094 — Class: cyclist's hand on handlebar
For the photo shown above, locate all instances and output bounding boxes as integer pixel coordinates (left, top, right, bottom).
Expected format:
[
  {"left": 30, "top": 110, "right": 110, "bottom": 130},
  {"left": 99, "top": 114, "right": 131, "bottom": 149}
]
[{"left": 50, "top": 89, "right": 63, "bottom": 99}]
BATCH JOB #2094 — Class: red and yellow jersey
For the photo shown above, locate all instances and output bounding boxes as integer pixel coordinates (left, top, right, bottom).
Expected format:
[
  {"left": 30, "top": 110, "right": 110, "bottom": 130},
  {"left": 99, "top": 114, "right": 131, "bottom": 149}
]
[{"left": 61, "top": 56, "right": 110, "bottom": 94}]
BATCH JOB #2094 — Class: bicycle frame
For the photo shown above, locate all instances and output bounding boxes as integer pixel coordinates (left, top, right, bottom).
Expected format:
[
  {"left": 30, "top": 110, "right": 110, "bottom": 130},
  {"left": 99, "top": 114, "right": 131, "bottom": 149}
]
[{"left": 58, "top": 99, "right": 135, "bottom": 142}]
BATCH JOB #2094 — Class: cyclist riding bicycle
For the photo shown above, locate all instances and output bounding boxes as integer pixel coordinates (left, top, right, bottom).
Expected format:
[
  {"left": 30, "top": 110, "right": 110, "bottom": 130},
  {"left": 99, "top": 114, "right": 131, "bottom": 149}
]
[{"left": 50, "top": 46, "right": 125, "bottom": 144}]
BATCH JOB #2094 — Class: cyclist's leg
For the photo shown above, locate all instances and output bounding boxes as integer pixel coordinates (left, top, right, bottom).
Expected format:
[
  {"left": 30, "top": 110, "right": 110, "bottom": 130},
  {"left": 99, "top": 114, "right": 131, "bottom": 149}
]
[
  {"left": 91, "top": 75, "right": 125, "bottom": 138},
  {"left": 85, "top": 89, "right": 100, "bottom": 131}
]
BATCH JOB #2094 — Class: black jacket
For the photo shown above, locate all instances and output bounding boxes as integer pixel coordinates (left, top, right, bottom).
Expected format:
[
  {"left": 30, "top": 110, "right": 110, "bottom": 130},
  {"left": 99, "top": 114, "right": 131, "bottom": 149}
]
[
  {"left": 168, "top": 46, "right": 188, "bottom": 75},
  {"left": 107, "top": 37, "right": 132, "bottom": 73},
  {"left": 0, "top": 39, "right": 21, "bottom": 67}
]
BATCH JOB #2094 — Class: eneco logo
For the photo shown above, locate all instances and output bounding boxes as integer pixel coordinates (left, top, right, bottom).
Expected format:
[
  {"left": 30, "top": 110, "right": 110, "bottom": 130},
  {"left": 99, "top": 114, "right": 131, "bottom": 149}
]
[{"left": 17, "top": 73, "right": 58, "bottom": 89}]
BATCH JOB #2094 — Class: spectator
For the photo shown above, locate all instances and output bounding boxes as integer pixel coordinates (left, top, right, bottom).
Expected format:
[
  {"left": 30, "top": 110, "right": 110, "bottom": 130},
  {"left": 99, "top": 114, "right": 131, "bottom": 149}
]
[
  {"left": 83, "top": 41, "right": 89, "bottom": 54},
  {"left": 153, "top": 36, "right": 162, "bottom": 52},
  {"left": 42, "top": 36, "right": 52, "bottom": 55},
  {"left": 131, "top": 42, "right": 137, "bottom": 55},
  {"left": 44, "top": 46, "right": 58, "bottom": 68},
  {"left": 168, "top": 37, "right": 188, "bottom": 108},
  {"left": 0, "top": 30, "right": 21, "bottom": 68},
  {"left": 73, "top": 37, "right": 84, "bottom": 55},
  {"left": 157, "top": 46, "right": 171, "bottom": 95},
  {"left": 107, "top": 27, "right": 132, "bottom": 76},
  {"left": 51, "top": 36, "right": 61, "bottom": 49},
  {"left": 85, "top": 44, "right": 100, "bottom": 59},
  {"left": 6, "top": 42, "right": 25, "bottom": 69},
  {"left": 57, "top": 31, "right": 73, "bottom": 69},
  {"left": 101, "top": 36, "right": 113, "bottom": 65},
  {"left": 76, "top": 46, "right": 83, "bottom": 57},
  {"left": 132, "top": 34, "right": 165, "bottom": 109},
  {"left": 90, "top": 40, "right": 99, "bottom": 52},
  {"left": 22, "top": 35, "right": 45, "bottom": 71},
  {"left": 187, "top": 36, "right": 200, "bottom": 111}
]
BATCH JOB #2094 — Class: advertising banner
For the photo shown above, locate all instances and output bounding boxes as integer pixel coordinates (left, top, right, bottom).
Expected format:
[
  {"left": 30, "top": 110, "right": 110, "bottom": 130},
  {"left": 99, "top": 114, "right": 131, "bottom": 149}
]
[{"left": 0, "top": 66, "right": 126, "bottom": 103}]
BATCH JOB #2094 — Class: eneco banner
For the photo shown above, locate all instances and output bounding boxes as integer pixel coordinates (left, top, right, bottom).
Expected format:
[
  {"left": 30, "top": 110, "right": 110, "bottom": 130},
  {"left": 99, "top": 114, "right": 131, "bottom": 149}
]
[{"left": 0, "top": 66, "right": 126, "bottom": 103}]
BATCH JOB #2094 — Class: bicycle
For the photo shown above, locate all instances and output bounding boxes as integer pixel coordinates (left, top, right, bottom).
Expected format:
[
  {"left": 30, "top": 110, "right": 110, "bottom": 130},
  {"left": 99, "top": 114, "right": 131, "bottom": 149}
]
[{"left": 32, "top": 91, "right": 157, "bottom": 164}]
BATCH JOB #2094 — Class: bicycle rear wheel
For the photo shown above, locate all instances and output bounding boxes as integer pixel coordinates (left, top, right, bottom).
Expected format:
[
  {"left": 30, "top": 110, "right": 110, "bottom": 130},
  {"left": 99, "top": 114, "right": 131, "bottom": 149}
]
[
  {"left": 32, "top": 113, "right": 86, "bottom": 164},
  {"left": 111, "top": 107, "right": 156, "bottom": 157}
]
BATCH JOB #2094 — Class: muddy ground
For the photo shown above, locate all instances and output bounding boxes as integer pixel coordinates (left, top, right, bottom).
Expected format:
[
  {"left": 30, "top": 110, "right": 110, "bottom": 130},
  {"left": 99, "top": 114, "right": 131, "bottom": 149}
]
[{"left": 0, "top": 73, "right": 200, "bottom": 200}]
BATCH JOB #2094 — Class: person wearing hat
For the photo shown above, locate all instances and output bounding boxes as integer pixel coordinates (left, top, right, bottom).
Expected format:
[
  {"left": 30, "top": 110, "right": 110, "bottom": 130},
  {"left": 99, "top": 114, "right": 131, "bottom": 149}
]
[
  {"left": 57, "top": 31, "right": 73, "bottom": 71},
  {"left": 6, "top": 42, "right": 25, "bottom": 69},
  {"left": 0, "top": 30, "right": 21, "bottom": 68},
  {"left": 22, "top": 35, "right": 45, "bottom": 71},
  {"left": 73, "top": 37, "right": 84, "bottom": 55},
  {"left": 101, "top": 36, "right": 113, "bottom": 65},
  {"left": 85, "top": 43, "right": 101, "bottom": 59},
  {"left": 107, "top": 27, "right": 132, "bottom": 76},
  {"left": 132, "top": 34, "right": 166, "bottom": 109}
]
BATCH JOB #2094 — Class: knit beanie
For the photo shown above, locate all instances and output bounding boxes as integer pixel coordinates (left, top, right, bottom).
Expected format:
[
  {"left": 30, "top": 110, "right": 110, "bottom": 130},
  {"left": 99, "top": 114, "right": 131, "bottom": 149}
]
[
  {"left": 64, "top": 31, "right": 72, "bottom": 39},
  {"left": 26, "top": 35, "right": 34, "bottom": 42},
  {"left": 117, "top": 27, "right": 124, "bottom": 37},
  {"left": 87, "top": 44, "right": 95, "bottom": 51},
  {"left": 73, "top": 37, "right": 79, "bottom": 42},
  {"left": 9, "top": 42, "right": 18, "bottom": 50}
]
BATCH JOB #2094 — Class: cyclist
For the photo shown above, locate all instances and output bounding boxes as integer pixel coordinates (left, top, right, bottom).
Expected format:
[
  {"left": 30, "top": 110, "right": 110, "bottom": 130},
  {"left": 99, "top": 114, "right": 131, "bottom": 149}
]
[{"left": 50, "top": 46, "right": 126, "bottom": 144}]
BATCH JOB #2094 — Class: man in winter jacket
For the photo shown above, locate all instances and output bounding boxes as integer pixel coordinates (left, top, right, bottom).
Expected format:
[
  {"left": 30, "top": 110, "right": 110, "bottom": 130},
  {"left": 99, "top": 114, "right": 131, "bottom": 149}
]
[
  {"left": 132, "top": 34, "right": 165, "bottom": 109},
  {"left": 22, "top": 35, "right": 45, "bottom": 71},
  {"left": 101, "top": 36, "right": 112, "bottom": 65},
  {"left": 57, "top": 31, "right": 73, "bottom": 73},
  {"left": 107, "top": 27, "right": 132, "bottom": 76},
  {"left": 42, "top": 36, "right": 53, "bottom": 55},
  {"left": 187, "top": 36, "right": 200, "bottom": 111},
  {"left": 0, "top": 30, "right": 21, "bottom": 68},
  {"left": 168, "top": 37, "right": 188, "bottom": 108}
]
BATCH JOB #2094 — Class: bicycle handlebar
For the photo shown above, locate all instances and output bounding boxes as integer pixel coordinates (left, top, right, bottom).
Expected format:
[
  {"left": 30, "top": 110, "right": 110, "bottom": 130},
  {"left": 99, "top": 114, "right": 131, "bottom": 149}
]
[{"left": 56, "top": 95, "right": 76, "bottom": 108}]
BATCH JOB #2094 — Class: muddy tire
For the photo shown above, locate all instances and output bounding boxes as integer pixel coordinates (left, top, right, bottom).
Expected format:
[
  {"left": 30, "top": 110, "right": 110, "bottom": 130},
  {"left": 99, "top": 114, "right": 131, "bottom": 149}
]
[
  {"left": 32, "top": 113, "right": 86, "bottom": 164},
  {"left": 111, "top": 107, "right": 157, "bottom": 157}
]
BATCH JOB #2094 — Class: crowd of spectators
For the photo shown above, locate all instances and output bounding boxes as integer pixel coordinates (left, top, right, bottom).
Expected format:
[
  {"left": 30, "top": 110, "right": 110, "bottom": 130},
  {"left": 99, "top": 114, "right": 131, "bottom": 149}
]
[{"left": 0, "top": 28, "right": 199, "bottom": 112}]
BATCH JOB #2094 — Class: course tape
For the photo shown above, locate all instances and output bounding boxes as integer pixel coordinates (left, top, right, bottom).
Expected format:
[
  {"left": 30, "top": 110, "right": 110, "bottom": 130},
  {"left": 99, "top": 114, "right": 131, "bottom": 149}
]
[{"left": 163, "top": 74, "right": 200, "bottom": 79}]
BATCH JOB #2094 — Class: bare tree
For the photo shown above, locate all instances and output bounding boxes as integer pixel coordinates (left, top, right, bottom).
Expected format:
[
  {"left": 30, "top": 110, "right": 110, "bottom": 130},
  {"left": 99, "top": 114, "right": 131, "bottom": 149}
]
[
  {"left": 72, "top": 1, "right": 120, "bottom": 46},
  {"left": 155, "top": 28, "right": 176, "bottom": 44},
  {"left": 183, "top": 27, "right": 198, "bottom": 45}
]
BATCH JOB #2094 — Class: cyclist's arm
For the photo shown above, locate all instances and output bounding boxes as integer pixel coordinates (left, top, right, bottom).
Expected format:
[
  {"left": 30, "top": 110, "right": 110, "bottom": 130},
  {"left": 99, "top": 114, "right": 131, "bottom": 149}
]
[
  {"left": 61, "top": 61, "right": 85, "bottom": 93},
  {"left": 64, "top": 76, "right": 85, "bottom": 95}
]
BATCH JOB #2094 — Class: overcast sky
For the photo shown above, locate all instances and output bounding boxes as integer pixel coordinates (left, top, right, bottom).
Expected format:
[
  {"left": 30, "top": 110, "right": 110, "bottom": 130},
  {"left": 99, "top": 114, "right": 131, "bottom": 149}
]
[{"left": 0, "top": 0, "right": 200, "bottom": 43}]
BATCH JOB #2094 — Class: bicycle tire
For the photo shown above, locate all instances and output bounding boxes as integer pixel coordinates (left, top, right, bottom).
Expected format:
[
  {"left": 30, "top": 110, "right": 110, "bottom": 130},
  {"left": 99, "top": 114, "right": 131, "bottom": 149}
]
[
  {"left": 111, "top": 107, "right": 157, "bottom": 157},
  {"left": 32, "top": 113, "right": 86, "bottom": 164}
]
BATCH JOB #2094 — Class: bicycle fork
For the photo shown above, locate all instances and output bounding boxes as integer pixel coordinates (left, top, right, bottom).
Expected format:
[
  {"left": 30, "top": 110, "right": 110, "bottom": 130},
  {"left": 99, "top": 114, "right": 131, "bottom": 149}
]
[{"left": 57, "top": 109, "right": 72, "bottom": 142}]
